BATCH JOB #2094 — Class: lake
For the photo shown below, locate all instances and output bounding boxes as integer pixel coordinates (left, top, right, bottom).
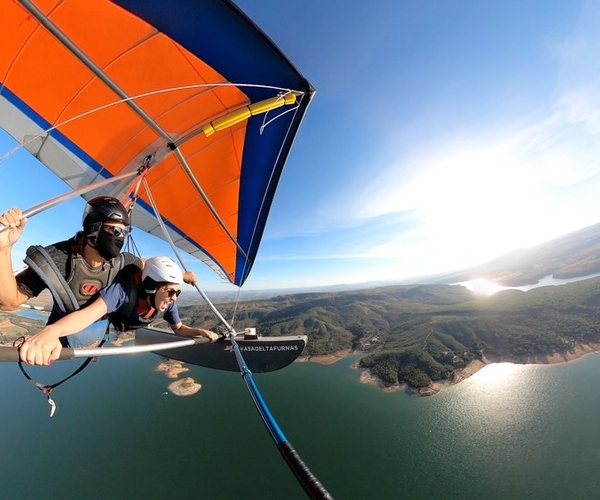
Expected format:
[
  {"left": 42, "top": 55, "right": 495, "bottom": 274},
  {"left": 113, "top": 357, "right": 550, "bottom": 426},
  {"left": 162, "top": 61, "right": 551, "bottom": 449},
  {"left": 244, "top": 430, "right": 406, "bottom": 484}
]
[
  {"left": 457, "top": 272, "right": 600, "bottom": 295},
  {"left": 2, "top": 347, "right": 600, "bottom": 499}
]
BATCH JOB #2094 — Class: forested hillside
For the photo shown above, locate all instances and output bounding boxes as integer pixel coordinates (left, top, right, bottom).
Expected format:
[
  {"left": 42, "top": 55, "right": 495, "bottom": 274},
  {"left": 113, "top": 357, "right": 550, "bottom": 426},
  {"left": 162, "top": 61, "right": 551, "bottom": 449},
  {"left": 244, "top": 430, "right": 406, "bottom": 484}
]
[{"left": 172, "top": 277, "right": 600, "bottom": 390}]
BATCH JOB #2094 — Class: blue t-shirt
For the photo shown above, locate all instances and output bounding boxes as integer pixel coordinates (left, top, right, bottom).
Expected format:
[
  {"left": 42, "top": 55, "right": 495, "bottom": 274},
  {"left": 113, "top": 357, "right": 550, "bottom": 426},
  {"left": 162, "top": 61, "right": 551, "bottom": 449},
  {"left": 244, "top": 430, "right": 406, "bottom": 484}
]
[{"left": 99, "top": 277, "right": 181, "bottom": 327}]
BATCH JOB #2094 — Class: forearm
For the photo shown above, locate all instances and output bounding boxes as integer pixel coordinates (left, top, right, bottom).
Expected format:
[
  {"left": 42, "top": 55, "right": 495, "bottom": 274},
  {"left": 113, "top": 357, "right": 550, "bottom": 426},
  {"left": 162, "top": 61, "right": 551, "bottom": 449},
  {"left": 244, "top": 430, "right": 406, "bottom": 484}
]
[
  {"left": 171, "top": 323, "right": 196, "bottom": 337},
  {"left": 20, "top": 299, "right": 108, "bottom": 366},
  {"left": 47, "top": 298, "right": 109, "bottom": 337},
  {"left": 171, "top": 323, "right": 213, "bottom": 338},
  {"left": 0, "top": 247, "right": 28, "bottom": 310}
]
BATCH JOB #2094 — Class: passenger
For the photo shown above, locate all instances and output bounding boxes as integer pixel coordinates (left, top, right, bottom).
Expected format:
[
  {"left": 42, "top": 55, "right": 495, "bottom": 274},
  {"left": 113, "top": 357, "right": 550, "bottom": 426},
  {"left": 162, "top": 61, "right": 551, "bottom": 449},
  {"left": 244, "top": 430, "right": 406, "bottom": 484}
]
[{"left": 19, "top": 256, "right": 219, "bottom": 365}]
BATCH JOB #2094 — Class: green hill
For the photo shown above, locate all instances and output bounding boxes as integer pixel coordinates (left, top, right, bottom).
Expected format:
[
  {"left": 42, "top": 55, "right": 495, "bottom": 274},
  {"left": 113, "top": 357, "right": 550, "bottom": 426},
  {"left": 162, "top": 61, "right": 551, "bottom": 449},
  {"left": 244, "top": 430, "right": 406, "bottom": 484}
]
[{"left": 171, "top": 276, "right": 600, "bottom": 391}]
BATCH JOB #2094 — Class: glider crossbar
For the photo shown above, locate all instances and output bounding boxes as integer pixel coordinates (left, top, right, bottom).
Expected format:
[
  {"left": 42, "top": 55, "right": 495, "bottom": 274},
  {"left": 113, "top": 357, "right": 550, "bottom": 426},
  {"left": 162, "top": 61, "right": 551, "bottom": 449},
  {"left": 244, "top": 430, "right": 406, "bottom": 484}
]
[
  {"left": 170, "top": 149, "right": 249, "bottom": 263},
  {"left": 142, "top": 178, "right": 236, "bottom": 332},
  {"left": 166, "top": 94, "right": 303, "bottom": 266},
  {"left": 0, "top": 336, "right": 210, "bottom": 363}
]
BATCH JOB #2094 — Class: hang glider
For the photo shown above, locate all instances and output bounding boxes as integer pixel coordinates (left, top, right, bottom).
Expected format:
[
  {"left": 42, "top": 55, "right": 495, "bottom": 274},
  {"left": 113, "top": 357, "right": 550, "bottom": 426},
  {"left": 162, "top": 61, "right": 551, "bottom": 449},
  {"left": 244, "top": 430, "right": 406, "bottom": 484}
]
[{"left": 0, "top": 0, "right": 315, "bottom": 286}]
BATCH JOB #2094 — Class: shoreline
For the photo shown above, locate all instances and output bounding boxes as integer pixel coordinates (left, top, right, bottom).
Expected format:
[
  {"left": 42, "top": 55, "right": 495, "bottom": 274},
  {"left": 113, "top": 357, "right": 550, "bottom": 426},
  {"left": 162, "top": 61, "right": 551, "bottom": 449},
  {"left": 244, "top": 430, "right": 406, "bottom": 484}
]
[
  {"left": 301, "top": 341, "right": 600, "bottom": 396},
  {"left": 297, "top": 349, "right": 353, "bottom": 365},
  {"left": 425, "top": 341, "right": 600, "bottom": 395}
]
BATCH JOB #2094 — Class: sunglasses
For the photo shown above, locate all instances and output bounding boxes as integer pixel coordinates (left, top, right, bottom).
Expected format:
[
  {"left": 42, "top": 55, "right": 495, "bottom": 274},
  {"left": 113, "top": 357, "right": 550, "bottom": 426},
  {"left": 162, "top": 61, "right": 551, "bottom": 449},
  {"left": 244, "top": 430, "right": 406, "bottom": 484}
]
[
  {"left": 102, "top": 224, "right": 127, "bottom": 238},
  {"left": 161, "top": 286, "right": 181, "bottom": 298}
]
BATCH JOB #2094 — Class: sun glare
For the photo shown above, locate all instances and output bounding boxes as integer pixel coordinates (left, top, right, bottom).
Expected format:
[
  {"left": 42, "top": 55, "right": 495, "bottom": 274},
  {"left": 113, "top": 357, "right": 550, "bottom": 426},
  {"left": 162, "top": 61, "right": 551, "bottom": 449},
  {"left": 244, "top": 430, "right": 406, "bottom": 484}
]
[
  {"left": 458, "top": 278, "right": 505, "bottom": 295},
  {"left": 471, "top": 362, "right": 520, "bottom": 385}
]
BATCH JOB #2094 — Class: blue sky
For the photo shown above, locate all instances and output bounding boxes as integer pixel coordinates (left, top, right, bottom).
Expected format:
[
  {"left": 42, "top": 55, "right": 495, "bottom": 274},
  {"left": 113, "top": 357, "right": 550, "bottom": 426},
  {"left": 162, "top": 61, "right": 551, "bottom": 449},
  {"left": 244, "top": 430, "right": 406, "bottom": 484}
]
[{"left": 2, "top": 0, "right": 600, "bottom": 292}]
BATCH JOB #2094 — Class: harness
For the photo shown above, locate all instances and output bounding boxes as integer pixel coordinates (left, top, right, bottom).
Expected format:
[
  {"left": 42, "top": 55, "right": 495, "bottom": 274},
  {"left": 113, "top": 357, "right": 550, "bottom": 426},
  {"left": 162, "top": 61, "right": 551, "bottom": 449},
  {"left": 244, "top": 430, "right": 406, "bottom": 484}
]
[
  {"left": 24, "top": 243, "right": 125, "bottom": 319},
  {"left": 19, "top": 241, "right": 126, "bottom": 416},
  {"left": 109, "top": 267, "right": 157, "bottom": 331}
]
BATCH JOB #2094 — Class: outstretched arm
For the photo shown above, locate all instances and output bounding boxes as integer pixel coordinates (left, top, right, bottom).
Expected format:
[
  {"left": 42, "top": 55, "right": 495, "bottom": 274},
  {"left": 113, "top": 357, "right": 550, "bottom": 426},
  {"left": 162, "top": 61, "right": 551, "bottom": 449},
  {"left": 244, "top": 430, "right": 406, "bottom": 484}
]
[
  {"left": 19, "top": 297, "right": 109, "bottom": 366},
  {"left": 0, "top": 208, "right": 30, "bottom": 310},
  {"left": 170, "top": 322, "right": 219, "bottom": 341}
]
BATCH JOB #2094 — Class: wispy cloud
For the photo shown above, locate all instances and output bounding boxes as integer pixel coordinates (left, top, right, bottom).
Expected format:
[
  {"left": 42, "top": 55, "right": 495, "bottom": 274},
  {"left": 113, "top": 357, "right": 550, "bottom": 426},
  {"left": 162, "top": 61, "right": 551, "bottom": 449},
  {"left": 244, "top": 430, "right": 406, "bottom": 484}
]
[{"left": 302, "top": 2, "right": 600, "bottom": 277}]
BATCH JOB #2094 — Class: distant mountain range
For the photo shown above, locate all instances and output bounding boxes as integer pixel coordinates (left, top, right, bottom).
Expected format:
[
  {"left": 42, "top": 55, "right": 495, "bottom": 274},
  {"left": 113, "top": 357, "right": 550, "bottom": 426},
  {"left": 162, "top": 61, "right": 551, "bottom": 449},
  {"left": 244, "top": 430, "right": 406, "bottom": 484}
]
[{"left": 435, "top": 222, "right": 600, "bottom": 287}]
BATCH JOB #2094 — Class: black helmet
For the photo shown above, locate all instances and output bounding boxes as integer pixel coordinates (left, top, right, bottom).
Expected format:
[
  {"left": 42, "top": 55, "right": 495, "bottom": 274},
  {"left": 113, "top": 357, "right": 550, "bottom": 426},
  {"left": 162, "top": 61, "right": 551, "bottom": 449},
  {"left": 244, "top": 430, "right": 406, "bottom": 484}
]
[{"left": 82, "top": 196, "right": 129, "bottom": 228}]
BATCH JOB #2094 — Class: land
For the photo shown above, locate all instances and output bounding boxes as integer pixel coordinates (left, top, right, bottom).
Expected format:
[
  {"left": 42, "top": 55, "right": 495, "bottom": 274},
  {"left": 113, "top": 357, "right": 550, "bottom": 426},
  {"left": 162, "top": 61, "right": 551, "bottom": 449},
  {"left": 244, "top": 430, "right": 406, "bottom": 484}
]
[
  {"left": 355, "top": 340, "right": 600, "bottom": 396},
  {"left": 437, "top": 222, "right": 600, "bottom": 286},
  {"left": 168, "top": 271, "right": 600, "bottom": 396},
  {"left": 172, "top": 222, "right": 600, "bottom": 395},
  {"left": 4, "top": 280, "right": 600, "bottom": 396},
  {"left": 0, "top": 278, "right": 600, "bottom": 395},
  {"left": 3, "top": 223, "right": 600, "bottom": 396},
  {"left": 0, "top": 304, "right": 50, "bottom": 343}
]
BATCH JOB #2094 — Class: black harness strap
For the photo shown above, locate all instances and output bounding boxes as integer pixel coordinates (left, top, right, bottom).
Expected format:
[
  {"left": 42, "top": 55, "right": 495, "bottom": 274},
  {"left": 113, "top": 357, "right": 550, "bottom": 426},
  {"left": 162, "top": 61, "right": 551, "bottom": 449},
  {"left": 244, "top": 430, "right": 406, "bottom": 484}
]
[
  {"left": 20, "top": 245, "right": 98, "bottom": 416},
  {"left": 24, "top": 245, "right": 79, "bottom": 315},
  {"left": 109, "top": 267, "right": 155, "bottom": 331},
  {"left": 109, "top": 253, "right": 124, "bottom": 285},
  {"left": 15, "top": 330, "right": 109, "bottom": 417}
]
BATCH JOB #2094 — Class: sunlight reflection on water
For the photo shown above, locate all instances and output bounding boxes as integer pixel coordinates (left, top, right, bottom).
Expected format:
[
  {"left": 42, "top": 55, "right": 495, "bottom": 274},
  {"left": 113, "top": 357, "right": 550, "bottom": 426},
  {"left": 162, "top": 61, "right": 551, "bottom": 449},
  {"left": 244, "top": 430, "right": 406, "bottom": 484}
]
[
  {"left": 457, "top": 272, "right": 600, "bottom": 295},
  {"left": 5, "top": 353, "right": 600, "bottom": 499},
  {"left": 433, "top": 363, "right": 556, "bottom": 463},
  {"left": 469, "top": 362, "right": 522, "bottom": 385}
]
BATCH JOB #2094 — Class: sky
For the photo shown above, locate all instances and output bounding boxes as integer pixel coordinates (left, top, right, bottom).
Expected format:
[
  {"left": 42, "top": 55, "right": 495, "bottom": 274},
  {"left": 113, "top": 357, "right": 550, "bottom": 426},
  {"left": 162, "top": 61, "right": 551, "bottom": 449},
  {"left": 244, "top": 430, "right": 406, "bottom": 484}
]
[{"left": 1, "top": 0, "right": 600, "bottom": 292}]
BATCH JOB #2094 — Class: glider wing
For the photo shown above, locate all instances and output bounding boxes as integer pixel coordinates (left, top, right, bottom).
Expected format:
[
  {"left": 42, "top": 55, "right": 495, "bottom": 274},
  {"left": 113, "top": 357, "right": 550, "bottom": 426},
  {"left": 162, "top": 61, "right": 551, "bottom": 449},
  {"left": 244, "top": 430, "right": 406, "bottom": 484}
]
[{"left": 0, "top": 0, "right": 315, "bottom": 286}]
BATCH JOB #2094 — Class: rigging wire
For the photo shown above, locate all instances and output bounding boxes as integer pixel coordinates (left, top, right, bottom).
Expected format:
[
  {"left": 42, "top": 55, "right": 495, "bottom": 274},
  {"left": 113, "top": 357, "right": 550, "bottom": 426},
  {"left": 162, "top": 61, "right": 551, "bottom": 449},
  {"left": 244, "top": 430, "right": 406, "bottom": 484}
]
[
  {"left": 0, "top": 170, "right": 141, "bottom": 234},
  {"left": 141, "top": 178, "right": 236, "bottom": 332}
]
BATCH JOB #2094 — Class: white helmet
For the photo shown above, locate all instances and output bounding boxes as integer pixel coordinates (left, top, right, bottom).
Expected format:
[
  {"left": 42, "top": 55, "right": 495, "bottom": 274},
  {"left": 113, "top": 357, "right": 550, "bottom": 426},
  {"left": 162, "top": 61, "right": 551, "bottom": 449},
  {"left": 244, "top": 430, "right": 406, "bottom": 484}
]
[{"left": 142, "top": 256, "right": 183, "bottom": 291}]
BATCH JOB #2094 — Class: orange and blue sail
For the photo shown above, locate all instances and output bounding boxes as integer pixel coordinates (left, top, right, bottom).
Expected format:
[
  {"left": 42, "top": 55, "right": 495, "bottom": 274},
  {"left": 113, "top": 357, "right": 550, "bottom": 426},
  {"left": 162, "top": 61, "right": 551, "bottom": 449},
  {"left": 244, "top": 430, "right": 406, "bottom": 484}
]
[{"left": 0, "top": 0, "right": 315, "bottom": 286}]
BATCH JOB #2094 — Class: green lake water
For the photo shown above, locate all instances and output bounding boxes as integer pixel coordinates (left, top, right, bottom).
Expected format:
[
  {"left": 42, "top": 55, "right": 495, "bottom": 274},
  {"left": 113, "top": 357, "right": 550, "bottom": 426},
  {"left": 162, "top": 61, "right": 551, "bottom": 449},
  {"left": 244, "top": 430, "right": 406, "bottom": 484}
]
[{"left": 2, "top": 348, "right": 600, "bottom": 499}]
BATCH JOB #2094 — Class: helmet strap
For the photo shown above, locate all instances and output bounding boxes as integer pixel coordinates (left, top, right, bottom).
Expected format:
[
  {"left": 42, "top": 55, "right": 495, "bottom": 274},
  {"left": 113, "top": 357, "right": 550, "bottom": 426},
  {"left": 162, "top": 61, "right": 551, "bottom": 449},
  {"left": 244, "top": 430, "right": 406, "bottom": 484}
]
[
  {"left": 147, "top": 292, "right": 157, "bottom": 309},
  {"left": 142, "top": 276, "right": 159, "bottom": 295},
  {"left": 83, "top": 222, "right": 102, "bottom": 247}
]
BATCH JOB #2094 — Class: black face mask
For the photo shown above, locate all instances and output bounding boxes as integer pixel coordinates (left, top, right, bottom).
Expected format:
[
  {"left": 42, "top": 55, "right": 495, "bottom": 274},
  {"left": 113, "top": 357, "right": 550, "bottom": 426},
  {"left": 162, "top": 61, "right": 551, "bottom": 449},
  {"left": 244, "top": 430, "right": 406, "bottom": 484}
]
[{"left": 94, "top": 228, "right": 124, "bottom": 260}]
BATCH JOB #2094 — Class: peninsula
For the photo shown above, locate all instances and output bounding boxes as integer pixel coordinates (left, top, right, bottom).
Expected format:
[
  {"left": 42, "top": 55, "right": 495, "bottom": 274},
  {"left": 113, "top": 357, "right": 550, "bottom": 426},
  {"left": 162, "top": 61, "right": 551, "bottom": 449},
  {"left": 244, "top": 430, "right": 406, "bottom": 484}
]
[{"left": 174, "top": 274, "right": 600, "bottom": 395}]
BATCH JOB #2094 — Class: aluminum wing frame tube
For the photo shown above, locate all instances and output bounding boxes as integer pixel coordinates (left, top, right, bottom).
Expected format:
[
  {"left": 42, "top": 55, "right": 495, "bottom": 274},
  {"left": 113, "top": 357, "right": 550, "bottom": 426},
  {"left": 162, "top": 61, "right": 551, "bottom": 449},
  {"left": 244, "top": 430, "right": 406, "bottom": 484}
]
[
  {"left": 0, "top": 336, "right": 210, "bottom": 362},
  {"left": 8, "top": 2, "right": 193, "bottom": 249},
  {"left": 18, "top": 0, "right": 241, "bottom": 254},
  {"left": 0, "top": 170, "right": 140, "bottom": 233},
  {"left": 172, "top": 148, "right": 249, "bottom": 262},
  {"left": 19, "top": 0, "right": 171, "bottom": 142}
]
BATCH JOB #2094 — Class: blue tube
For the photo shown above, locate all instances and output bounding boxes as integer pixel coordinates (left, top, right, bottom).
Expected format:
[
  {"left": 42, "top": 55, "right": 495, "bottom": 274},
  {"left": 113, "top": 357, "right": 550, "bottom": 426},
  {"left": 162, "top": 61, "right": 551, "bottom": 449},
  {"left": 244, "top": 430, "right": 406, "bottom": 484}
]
[{"left": 229, "top": 334, "right": 333, "bottom": 499}]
